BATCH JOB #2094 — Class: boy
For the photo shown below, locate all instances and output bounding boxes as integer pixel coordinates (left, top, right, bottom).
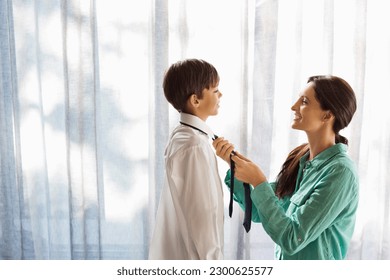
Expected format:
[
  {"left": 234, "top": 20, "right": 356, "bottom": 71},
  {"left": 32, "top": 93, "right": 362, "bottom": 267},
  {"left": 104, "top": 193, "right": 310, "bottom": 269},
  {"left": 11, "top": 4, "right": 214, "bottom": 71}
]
[{"left": 149, "top": 59, "right": 224, "bottom": 260}]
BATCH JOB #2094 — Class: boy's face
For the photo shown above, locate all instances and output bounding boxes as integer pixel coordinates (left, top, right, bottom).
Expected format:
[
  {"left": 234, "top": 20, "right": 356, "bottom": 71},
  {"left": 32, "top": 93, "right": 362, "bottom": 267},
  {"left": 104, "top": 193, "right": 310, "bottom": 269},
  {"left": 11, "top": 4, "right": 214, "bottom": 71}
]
[{"left": 195, "top": 83, "right": 222, "bottom": 121}]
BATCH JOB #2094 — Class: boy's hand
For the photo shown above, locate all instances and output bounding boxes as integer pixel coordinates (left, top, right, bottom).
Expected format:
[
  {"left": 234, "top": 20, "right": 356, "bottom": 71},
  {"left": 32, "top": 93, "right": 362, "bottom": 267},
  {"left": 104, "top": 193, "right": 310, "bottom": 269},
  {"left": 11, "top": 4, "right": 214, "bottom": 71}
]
[{"left": 212, "top": 137, "right": 235, "bottom": 166}]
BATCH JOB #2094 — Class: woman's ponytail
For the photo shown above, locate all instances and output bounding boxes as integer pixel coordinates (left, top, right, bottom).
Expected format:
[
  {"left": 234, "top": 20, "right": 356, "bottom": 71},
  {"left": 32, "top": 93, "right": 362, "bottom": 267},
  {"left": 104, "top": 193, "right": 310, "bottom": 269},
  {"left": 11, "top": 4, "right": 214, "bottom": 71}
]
[
  {"left": 275, "top": 143, "right": 309, "bottom": 198},
  {"left": 335, "top": 133, "right": 349, "bottom": 145}
]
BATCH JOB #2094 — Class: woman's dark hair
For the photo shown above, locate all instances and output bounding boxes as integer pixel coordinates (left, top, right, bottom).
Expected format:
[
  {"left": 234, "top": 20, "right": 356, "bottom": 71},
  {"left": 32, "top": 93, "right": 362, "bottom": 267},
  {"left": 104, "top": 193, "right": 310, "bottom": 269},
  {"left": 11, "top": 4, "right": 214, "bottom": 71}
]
[
  {"left": 163, "top": 59, "right": 219, "bottom": 112},
  {"left": 275, "top": 75, "right": 357, "bottom": 198}
]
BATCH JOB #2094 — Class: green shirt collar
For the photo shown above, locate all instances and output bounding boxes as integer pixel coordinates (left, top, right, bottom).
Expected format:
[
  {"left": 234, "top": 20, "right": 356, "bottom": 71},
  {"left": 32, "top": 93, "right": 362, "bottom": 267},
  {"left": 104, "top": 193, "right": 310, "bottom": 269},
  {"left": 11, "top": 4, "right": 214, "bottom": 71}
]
[{"left": 299, "top": 143, "right": 348, "bottom": 171}]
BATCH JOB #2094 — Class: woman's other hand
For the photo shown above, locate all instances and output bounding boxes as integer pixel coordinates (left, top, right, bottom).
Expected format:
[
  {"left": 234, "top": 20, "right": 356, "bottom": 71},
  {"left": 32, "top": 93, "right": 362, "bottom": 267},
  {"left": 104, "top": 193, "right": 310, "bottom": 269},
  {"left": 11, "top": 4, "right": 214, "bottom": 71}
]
[{"left": 231, "top": 152, "right": 267, "bottom": 187}]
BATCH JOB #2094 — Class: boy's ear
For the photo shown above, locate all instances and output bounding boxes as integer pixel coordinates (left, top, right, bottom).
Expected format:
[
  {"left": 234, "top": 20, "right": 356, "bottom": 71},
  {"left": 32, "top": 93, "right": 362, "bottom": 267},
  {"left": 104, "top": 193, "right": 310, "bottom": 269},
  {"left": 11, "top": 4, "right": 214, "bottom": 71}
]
[{"left": 189, "top": 94, "right": 200, "bottom": 108}]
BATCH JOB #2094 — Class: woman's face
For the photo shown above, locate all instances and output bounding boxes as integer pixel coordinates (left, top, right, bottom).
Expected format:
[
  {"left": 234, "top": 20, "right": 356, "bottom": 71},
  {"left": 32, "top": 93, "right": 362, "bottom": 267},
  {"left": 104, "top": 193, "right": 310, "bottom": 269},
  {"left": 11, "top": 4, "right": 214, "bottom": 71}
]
[{"left": 291, "top": 82, "right": 330, "bottom": 133}]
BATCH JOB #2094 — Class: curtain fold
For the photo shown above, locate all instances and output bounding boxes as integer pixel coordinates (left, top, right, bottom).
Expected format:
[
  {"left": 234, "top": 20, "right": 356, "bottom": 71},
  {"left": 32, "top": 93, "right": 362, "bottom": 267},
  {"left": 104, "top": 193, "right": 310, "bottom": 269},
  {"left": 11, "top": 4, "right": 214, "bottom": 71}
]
[
  {"left": 1, "top": 0, "right": 389, "bottom": 260},
  {"left": 62, "top": 0, "right": 102, "bottom": 260},
  {"left": 0, "top": 0, "right": 29, "bottom": 260},
  {"left": 147, "top": 0, "right": 170, "bottom": 260}
]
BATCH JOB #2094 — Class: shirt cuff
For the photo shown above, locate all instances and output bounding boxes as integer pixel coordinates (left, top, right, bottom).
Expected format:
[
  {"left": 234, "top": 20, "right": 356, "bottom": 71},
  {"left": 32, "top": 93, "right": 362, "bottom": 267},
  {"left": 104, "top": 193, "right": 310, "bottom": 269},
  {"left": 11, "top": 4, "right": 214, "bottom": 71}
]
[{"left": 251, "top": 181, "right": 275, "bottom": 206}]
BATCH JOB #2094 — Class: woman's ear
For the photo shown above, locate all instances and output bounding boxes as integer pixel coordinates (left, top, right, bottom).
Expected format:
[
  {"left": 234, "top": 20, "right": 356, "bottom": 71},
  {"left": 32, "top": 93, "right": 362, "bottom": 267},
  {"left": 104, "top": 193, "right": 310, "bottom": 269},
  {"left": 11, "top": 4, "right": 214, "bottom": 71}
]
[{"left": 323, "top": 111, "right": 334, "bottom": 122}]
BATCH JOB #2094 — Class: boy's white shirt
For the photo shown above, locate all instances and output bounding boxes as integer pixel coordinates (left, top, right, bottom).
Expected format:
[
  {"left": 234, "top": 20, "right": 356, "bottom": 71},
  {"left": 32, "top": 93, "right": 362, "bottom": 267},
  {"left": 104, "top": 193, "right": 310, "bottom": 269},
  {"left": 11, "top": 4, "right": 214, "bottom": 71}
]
[{"left": 149, "top": 113, "right": 224, "bottom": 260}]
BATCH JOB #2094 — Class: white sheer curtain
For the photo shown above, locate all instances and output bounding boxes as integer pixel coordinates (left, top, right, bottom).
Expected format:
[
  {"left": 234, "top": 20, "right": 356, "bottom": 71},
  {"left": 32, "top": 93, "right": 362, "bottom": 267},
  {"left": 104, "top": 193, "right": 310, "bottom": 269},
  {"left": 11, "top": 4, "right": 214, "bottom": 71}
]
[{"left": 1, "top": 0, "right": 389, "bottom": 260}]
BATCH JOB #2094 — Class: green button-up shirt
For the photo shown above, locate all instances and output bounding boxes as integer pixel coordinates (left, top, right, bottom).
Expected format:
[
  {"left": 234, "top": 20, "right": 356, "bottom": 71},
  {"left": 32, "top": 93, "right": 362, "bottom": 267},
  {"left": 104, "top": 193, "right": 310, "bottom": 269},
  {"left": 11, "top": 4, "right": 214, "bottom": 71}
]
[{"left": 225, "top": 143, "right": 359, "bottom": 259}]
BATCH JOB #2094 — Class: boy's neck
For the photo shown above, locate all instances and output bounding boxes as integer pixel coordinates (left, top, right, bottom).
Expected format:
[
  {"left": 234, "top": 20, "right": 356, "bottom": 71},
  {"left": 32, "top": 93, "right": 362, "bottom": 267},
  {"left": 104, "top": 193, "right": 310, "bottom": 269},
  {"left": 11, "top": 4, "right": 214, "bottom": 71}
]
[{"left": 182, "top": 109, "right": 208, "bottom": 122}]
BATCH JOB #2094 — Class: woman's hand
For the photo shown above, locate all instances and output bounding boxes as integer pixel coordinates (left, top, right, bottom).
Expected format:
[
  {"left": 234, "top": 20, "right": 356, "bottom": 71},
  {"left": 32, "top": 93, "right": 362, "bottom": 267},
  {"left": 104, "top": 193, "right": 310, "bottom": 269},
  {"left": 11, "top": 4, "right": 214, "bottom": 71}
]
[
  {"left": 231, "top": 152, "right": 267, "bottom": 187},
  {"left": 212, "top": 137, "right": 235, "bottom": 166}
]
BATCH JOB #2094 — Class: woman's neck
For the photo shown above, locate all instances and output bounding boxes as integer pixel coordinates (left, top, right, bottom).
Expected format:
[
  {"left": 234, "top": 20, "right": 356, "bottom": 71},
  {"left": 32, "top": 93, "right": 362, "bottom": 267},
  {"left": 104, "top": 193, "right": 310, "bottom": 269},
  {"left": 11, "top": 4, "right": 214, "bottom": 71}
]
[{"left": 306, "top": 132, "right": 335, "bottom": 160}]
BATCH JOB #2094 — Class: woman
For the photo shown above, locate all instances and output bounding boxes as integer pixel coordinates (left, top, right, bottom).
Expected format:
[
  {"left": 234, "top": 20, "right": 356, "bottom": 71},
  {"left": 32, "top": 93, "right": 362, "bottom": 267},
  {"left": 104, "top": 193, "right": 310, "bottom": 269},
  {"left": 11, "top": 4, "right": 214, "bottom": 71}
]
[{"left": 213, "top": 75, "right": 359, "bottom": 259}]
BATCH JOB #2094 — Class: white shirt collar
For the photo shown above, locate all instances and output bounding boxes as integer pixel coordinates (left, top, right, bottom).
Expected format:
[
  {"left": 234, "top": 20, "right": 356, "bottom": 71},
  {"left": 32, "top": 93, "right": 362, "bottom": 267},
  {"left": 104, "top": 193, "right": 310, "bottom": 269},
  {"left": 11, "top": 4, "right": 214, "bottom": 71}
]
[{"left": 180, "top": 113, "right": 215, "bottom": 139}]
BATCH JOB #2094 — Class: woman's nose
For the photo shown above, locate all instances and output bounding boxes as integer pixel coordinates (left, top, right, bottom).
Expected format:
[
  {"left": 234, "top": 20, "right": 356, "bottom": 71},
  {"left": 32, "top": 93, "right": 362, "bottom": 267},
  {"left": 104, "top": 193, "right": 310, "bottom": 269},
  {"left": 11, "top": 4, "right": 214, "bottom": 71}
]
[
  {"left": 291, "top": 99, "right": 298, "bottom": 111},
  {"left": 291, "top": 103, "right": 296, "bottom": 111}
]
